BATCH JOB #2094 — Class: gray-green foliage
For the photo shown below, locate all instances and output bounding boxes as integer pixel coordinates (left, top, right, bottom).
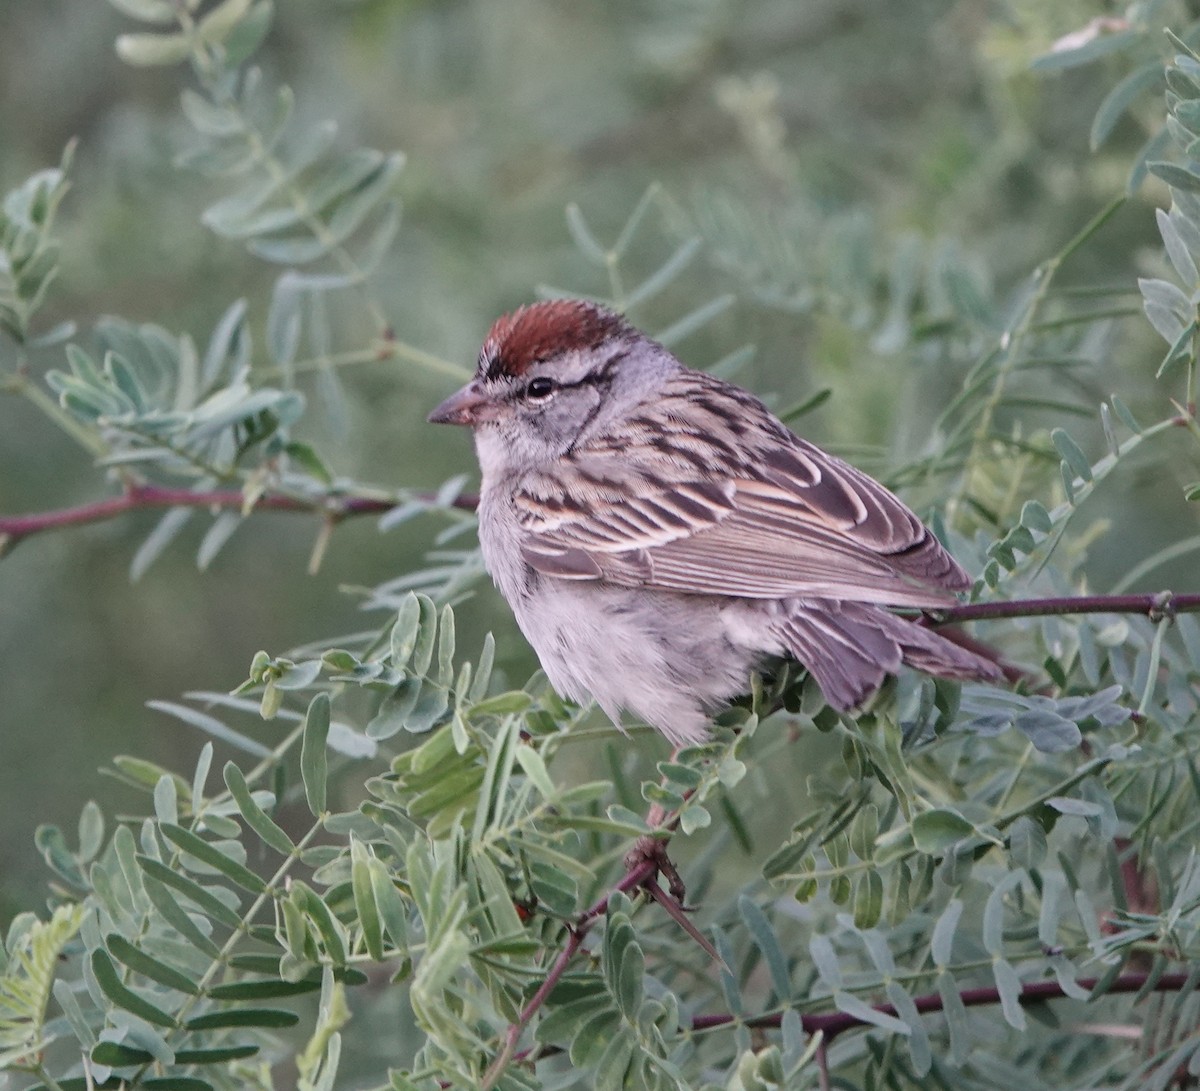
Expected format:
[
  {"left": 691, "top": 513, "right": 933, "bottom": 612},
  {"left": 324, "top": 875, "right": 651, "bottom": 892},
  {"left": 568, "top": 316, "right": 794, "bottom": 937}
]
[{"left": 4, "top": 3, "right": 1200, "bottom": 1090}]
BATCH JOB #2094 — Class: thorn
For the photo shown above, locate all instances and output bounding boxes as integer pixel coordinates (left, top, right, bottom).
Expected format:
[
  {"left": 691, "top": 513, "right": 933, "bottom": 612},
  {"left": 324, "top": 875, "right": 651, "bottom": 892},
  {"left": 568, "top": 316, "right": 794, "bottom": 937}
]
[{"left": 643, "top": 879, "right": 727, "bottom": 969}]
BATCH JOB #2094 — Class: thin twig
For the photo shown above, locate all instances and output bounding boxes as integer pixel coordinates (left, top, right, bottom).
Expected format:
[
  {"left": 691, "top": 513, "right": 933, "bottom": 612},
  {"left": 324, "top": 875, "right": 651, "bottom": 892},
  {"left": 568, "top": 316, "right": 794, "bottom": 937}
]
[
  {"left": 928, "top": 591, "right": 1200, "bottom": 624},
  {"left": 690, "top": 970, "right": 1195, "bottom": 1042},
  {"left": 479, "top": 857, "right": 659, "bottom": 1090},
  {"left": 0, "top": 482, "right": 479, "bottom": 554}
]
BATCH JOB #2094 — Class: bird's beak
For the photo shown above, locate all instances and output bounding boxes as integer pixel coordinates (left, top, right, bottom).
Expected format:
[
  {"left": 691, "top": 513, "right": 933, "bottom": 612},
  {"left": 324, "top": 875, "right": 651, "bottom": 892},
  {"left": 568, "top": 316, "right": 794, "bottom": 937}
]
[{"left": 428, "top": 381, "right": 494, "bottom": 426}]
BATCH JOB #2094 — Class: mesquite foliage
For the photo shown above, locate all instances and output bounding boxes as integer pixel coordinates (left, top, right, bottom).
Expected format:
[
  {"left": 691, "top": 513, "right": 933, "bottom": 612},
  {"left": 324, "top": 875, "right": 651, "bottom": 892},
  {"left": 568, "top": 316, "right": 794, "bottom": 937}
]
[{"left": 3, "top": 4, "right": 1200, "bottom": 1090}]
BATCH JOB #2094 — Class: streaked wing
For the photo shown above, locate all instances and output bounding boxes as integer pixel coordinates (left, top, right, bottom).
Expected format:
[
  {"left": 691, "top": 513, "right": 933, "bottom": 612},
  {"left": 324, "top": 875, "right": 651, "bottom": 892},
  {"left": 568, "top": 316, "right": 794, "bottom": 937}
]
[{"left": 513, "top": 370, "right": 968, "bottom": 607}]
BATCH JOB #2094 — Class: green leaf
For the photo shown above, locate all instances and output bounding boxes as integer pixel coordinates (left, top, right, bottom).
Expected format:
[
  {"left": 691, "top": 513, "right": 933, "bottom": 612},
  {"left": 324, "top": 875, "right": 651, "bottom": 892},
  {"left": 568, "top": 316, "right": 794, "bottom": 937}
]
[
  {"left": 302, "top": 692, "right": 331, "bottom": 815},
  {"left": 410, "top": 593, "right": 438, "bottom": 676},
  {"left": 886, "top": 980, "right": 930, "bottom": 1074},
  {"left": 206, "top": 979, "right": 320, "bottom": 1000},
  {"left": 91, "top": 949, "right": 177, "bottom": 1027},
  {"left": 1019, "top": 499, "right": 1053, "bottom": 534},
  {"left": 107, "top": 0, "right": 178, "bottom": 23},
  {"left": 147, "top": 700, "right": 273, "bottom": 759},
  {"left": 197, "top": 0, "right": 255, "bottom": 43},
  {"left": 140, "top": 874, "right": 223, "bottom": 957},
  {"left": 807, "top": 934, "right": 842, "bottom": 988},
  {"left": 849, "top": 803, "right": 879, "bottom": 861},
  {"left": 931, "top": 897, "right": 962, "bottom": 968},
  {"left": 368, "top": 856, "right": 409, "bottom": 950},
  {"left": 1014, "top": 707, "right": 1082, "bottom": 752},
  {"left": 678, "top": 802, "right": 710, "bottom": 835},
  {"left": 937, "top": 971, "right": 970, "bottom": 1065},
  {"left": 535, "top": 993, "right": 614, "bottom": 1045},
  {"left": 1050, "top": 427, "right": 1092, "bottom": 483},
  {"left": 1111, "top": 394, "right": 1142, "bottom": 434},
  {"left": 351, "top": 838, "right": 384, "bottom": 961},
  {"left": 223, "top": 0, "right": 272, "bottom": 66},
  {"left": 1150, "top": 160, "right": 1200, "bottom": 194},
  {"left": 1030, "top": 28, "right": 1137, "bottom": 71},
  {"left": 137, "top": 856, "right": 243, "bottom": 931},
  {"left": 604, "top": 912, "right": 643, "bottom": 1019},
  {"left": 983, "top": 870, "right": 1024, "bottom": 956},
  {"left": 223, "top": 762, "right": 295, "bottom": 854},
  {"left": 367, "top": 678, "right": 423, "bottom": 739},
  {"left": 831, "top": 989, "right": 910, "bottom": 1034},
  {"left": 70, "top": 806, "right": 102, "bottom": 871},
  {"left": 111, "top": 755, "right": 186, "bottom": 791},
  {"left": 1046, "top": 795, "right": 1104, "bottom": 817},
  {"left": 196, "top": 511, "right": 243, "bottom": 570},
  {"left": 161, "top": 823, "right": 267, "bottom": 893},
  {"left": 405, "top": 684, "right": 449, "bottom": 734},
  {"left": 436, "top": 603, "right": 455, "bottom": 684},
  {"left": 911, "top": 808, "right": 977, "bottom": 853},
  {"left": 106, "top": 934, "right": 200, "bottom": 995},
  {"left": 186, "top": 1008, "right": 300, "bottom": 1030},
  {"left": 172, "top": 1045, "right": 261, "bottom": 1064},
  {"left": 1091, "top": 62, "right": 1161, "bottom": 150},
  {"left": 738, "top": 895, "right": 791, "bottom": 1000},
  {"left": 131, "top": 508, "right": 194, "bottom": 582},
  {"left": 91, "top": 1042, "right": 155, "bottom": 1066},
  {"left": 853, "top": 869, "right": 883, "bottom": 929},
  {"left": 469, "top": 632, "right": 495, "bottom": 702},
  {"left": 593, "top": 1030, "right": 635, "bottom": 1089},
  {"left": 1139, "top": 276, "right": 1191, "bottom": 344},
  {"left": 115, "top": 31, "right": 193, "bottom": 66},
  {"left": 292, "top": 880, "right": 348, "bottom": 964},
  {"left": 35, "top": 823, "right": 84, "bottom": 888},
  {"left": 191, "top": 743, "right": 213, "bottom": 819},
  {"left": 1008, "top": 815, "right": 1047, "bottom": 869},
  {"left": 992, "top": 957, "right": 1027, "bottom": 1030},
  {"left": 468, "top": 691, "right": 533, "bottom": 719},
  {"left": 472, "top": 717, "right": 519, "bottom": 842},
  {"left": 1158, "top": 207, "right": 1200, "bottom": 286},
  {"left": 514, "top": 744, "right": 556, "bottom": 800}
]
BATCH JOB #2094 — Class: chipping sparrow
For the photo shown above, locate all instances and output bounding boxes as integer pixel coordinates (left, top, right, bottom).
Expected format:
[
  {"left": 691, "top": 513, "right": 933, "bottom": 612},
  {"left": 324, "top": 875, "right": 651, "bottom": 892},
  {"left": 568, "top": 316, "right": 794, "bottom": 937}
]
[{"left": 429, "top": 299, "right": 1002, "bottom": 745}]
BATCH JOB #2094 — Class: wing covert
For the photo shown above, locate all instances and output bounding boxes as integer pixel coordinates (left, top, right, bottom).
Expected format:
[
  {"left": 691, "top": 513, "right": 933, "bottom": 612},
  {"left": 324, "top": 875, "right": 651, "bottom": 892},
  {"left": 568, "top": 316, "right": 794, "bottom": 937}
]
[{"left": 512, "top": 370, "right": 968, "bottom": 606}]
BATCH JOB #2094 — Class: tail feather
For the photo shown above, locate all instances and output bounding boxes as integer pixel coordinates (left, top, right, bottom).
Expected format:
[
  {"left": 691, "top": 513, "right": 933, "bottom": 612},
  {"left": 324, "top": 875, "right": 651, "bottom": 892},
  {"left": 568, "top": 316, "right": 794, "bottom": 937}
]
[{"left": 775, "top": 599, "right": 1003, "bottom": 711}]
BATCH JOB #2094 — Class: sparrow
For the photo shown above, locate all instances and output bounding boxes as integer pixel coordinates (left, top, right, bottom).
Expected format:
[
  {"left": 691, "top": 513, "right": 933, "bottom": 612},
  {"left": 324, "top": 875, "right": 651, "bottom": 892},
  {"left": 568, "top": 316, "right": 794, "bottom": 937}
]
[{"left": 429, "top": 300, "right": 1001, "bottom": 745}]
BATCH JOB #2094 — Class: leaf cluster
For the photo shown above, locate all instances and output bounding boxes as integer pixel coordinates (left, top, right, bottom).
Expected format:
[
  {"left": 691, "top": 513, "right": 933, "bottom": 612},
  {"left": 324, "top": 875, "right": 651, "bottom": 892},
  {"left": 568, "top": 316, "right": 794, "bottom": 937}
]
[{"left": 4, "top": 3, "right": 1200, "bottom": 1091}]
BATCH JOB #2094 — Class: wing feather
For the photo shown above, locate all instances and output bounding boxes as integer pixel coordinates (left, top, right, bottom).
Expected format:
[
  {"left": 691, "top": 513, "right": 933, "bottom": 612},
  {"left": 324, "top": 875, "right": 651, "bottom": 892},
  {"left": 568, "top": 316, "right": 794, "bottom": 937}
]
[{"left": 513, "top": 370, "right": 969, "bottom": 607}]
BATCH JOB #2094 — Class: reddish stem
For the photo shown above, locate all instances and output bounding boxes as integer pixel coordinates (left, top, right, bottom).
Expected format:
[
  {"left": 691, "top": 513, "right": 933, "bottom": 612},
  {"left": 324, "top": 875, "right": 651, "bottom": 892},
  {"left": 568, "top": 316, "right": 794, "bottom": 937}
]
[
  {"left": 691, "top": 970, "right": 1195, "bottom": 1041},
  {"left": 929, "top": 593, "right": 1199, "bottom": 624},
  {"left": 0, "top": 482, "right": 478, "bottom": 549},
  {"left": 480, "top": 858, "right": 660, "bottom": 1089}
]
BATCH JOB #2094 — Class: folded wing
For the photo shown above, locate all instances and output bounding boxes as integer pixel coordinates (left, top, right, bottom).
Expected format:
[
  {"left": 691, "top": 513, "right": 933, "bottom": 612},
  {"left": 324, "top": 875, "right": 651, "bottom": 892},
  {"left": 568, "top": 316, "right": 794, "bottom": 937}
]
[{"left": 513, "top": 371, "right": 968, "bottom": 608}]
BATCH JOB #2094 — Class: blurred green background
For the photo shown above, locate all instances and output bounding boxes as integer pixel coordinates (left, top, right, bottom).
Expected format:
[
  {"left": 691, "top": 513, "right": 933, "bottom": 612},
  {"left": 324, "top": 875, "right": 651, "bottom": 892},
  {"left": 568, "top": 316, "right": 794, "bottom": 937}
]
[{"left": 0, "top": 0, "right": 1185, "bottom": 922}]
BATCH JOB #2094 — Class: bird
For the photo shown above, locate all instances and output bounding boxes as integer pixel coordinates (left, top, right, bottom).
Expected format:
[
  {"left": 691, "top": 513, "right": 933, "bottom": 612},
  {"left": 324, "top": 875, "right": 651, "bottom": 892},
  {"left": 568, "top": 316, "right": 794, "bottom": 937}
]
[{"left": 428, "top": 299, "right": 1002, "bottom": 746}]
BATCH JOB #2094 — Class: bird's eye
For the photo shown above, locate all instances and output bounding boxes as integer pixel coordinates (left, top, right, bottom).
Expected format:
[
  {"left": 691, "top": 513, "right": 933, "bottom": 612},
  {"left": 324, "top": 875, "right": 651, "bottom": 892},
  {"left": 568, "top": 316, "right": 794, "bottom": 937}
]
[{"left": 525, "top": 377, "right": 555, "bottom": 401}]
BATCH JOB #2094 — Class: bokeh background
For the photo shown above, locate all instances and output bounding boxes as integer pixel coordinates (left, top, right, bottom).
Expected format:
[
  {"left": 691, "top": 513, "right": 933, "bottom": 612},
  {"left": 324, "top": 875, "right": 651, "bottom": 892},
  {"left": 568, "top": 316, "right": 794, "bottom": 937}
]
[{"left": 0, "top": 0, "right": 1187, "bottom": 926}]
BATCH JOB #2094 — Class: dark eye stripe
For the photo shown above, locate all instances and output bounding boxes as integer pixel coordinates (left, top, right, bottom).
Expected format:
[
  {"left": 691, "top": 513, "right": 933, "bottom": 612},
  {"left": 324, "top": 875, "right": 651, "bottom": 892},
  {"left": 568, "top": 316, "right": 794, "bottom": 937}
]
[{"left": 511, "top": 347, "right": 629, "bottom": 407}]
